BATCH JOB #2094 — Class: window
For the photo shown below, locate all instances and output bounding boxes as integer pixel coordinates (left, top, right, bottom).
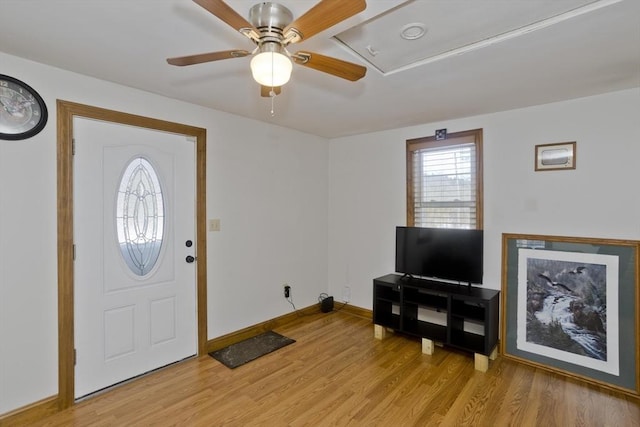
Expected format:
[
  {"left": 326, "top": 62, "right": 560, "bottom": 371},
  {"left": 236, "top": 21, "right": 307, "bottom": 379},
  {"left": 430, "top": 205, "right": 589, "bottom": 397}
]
[
  {"left": 116, "top": 157, "right": 165, "bottom": 276},
  {"left": 406, "top": 129, "right": 483, "bottom": 229}
]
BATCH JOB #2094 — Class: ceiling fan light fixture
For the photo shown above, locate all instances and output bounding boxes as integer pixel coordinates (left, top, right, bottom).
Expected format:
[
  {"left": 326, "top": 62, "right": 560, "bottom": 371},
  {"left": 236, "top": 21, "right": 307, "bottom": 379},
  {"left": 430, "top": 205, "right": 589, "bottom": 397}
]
[{"left": 250, "top": 49, "right": 292, "bottom": 87}]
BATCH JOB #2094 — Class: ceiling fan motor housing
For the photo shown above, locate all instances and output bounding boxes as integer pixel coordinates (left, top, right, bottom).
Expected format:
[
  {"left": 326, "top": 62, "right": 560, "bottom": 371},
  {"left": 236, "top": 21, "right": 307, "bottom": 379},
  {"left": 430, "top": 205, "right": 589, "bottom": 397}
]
[{"left": 249, "top": 2, "right": 293, "bottom": 41}]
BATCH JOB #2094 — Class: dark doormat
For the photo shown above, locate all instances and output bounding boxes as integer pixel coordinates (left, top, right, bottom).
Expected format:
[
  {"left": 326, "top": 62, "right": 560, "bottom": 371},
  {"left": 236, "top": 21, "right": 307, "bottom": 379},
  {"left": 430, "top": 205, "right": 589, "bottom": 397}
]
[{"left": 209, "top": 331, "right": 295, "bottom": 369}]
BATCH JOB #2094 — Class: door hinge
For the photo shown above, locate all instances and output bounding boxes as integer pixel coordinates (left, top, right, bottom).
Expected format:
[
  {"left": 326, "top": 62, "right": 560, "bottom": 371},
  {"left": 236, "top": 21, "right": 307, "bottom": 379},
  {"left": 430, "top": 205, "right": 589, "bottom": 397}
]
[
  {"left": 72, "top": 138, "right": 76, "bottom": 155},
  {"left": 74, "top": 349, "right": 77, "bottom": 366},
  {"left": 73, "top": 244, "right": 76, "bottom": 261}
]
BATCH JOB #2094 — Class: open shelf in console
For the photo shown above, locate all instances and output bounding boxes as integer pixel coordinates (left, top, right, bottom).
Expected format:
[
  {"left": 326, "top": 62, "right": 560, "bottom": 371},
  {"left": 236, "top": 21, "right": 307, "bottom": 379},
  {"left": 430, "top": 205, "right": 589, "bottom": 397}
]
[
  {"left": 402, "top": 302, "right": 447, "bottom": 341},
  {"left": 403, "top": 318, "right": 447, "bottom": 341},
  {"left": 403, "top": 286, "right": 447, "bottom": 311},
  {"left": 373, "top": 299, "right": 401, "bottom": 330},
  {"left": 449, "top": 329, "right": 486, "bottom": 354},
  {"left": 375, "top": 313, "right": 401, "bottom": 330},
  {"left": 373, "top": 278, "right": 401, "bottom": 330},
  {"left": 376, "top": 286, "right": 400, "bottom": 303},
  {"left": 451, "top": 298, "right": 486, "bottom": 322},
  {"left": 449, "top": 314, "right": 487, "bottom": 353}
]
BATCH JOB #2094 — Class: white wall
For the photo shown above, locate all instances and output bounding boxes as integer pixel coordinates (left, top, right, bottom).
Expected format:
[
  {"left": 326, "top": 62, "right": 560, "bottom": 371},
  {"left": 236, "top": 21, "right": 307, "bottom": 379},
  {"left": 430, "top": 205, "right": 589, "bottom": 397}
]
[
  {"left": 0, "top": 52, "right": 328, "bottom": 414},
  {"left": 328, "top": 88, "right": 640, "bottom": 309},
  {"left": 206, "top": 116, "right": 329, "bottom": 335}
]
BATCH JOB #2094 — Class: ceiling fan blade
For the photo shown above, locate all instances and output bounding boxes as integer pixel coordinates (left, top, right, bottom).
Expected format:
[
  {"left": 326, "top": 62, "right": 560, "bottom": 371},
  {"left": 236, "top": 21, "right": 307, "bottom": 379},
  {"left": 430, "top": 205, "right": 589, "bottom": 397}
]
[
  {"left": 284, "top": 0, "right": 366, "bottom": 43},
  {"left": 167, "top": 50, "right": 250, "bottom": 66},
  {"left": 292, "top": 51, "right": 366, "bottom": 81},
  {"left": 261, "top": 86, "right": 282, "bottom": 97},
  {"left": 193, "top": 0, "right": 260, "bottom": 40}
]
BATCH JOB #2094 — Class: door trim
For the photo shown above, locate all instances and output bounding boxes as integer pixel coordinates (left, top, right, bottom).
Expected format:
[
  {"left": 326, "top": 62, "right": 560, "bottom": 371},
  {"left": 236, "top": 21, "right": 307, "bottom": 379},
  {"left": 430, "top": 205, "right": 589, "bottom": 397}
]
[{"left": 56, "top": 100, "right": 207, "bottom": 409}]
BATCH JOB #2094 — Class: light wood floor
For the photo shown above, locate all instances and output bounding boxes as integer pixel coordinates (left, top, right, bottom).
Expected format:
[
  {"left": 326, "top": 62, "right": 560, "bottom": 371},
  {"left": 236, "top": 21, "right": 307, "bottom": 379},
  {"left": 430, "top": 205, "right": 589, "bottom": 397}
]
[{"left": 29, "top": 311, "right": 639, "bottom": 426}]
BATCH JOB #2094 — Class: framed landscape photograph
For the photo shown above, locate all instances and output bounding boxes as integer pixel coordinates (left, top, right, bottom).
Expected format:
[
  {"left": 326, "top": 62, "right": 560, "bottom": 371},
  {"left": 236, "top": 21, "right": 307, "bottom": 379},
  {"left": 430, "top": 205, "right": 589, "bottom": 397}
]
[
  {"left": 535, "top": 141, "right": 576, "bottom": 171},
  {"left": 501, "top": 233, "right": 639, "bottom": 397}
]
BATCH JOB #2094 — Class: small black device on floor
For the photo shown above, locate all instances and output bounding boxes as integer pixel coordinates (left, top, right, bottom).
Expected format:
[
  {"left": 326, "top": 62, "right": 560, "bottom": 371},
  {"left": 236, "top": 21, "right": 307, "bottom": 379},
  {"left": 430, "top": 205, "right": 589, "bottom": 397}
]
[{"left": 320, "top": 296, "right": 334, "bottom": 313}]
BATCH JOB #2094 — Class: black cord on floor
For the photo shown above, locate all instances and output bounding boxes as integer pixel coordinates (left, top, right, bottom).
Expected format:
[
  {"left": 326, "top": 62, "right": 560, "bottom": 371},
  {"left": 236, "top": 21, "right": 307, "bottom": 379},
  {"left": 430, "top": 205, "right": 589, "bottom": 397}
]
[
  {"left": 332, "top": 301, "right": 349, "bottom": 312},
  {"left": 287, "top": 295, "right": 313, "bottom": 318},
  {"left": 286, "top": 296, "right": 297, "bottom": 311}
]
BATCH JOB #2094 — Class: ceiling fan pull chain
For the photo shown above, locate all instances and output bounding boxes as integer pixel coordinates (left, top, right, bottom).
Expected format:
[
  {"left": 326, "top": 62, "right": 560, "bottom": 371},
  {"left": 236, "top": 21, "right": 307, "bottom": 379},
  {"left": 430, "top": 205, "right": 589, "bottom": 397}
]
[
  {"left": 270, "top": 91, "right": 276, "bottom": 117},
  {"left": 269, "top": 51, "right": 276, "bottom": 116},
  {"left": 269, "top": 52, "right": 276, "bottom": 117}
]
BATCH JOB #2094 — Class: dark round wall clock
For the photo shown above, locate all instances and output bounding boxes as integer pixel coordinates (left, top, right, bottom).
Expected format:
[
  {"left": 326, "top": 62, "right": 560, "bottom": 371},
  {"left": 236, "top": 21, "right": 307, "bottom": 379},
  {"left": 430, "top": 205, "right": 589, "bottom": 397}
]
[{"left": 0, "top": 74, "right": 48, "bottom": 140}]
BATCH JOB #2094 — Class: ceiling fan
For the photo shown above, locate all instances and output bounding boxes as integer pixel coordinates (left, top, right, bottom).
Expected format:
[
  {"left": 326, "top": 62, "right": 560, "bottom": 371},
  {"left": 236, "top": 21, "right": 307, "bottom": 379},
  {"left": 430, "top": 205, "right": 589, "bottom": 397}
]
[{"left": 167, "top": 0, "right": 367, "bottom": 97}]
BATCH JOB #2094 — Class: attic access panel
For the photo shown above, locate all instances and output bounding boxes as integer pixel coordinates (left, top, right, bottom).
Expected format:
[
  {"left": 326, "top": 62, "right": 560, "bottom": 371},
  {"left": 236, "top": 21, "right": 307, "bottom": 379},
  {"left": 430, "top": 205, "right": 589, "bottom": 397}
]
[{"left": 334, "top": 0, "right": 603, "bottom": 74}]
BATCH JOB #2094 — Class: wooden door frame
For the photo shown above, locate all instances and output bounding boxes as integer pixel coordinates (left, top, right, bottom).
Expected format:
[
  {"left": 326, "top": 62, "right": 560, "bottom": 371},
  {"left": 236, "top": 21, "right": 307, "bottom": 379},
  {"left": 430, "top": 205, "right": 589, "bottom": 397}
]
[{"left": 56, "top": 100, "right": 207, "bottom": 409}]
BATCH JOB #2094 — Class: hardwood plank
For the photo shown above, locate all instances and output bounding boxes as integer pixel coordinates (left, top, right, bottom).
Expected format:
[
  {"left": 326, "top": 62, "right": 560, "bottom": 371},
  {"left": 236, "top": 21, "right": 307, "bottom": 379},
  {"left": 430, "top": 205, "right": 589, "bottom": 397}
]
[
  {"left": 492, "top": 359, "right": 536, "bottom": 426},
  {"left": 22, "top": 311, "right": 639, "bottom": 426}
]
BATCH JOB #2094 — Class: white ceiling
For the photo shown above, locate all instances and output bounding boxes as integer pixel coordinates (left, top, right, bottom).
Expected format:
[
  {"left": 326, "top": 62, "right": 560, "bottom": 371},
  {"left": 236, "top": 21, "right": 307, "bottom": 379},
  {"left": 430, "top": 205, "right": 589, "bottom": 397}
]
[{"left": 1, "top": 0, "right": 638, "bottom": 138}]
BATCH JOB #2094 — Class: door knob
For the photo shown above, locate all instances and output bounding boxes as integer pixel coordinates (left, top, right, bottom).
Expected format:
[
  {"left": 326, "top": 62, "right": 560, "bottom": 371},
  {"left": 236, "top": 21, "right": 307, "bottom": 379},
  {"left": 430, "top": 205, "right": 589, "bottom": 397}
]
[{"left": 185, "top": 255, "right": 195, "bottom": 263}]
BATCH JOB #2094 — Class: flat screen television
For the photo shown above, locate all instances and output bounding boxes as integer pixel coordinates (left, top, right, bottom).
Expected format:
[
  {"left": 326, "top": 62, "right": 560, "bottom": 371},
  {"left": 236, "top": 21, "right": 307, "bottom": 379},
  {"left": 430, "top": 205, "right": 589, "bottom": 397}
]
[{"left": 395, "top": 226, "right": 483, "bottom": 284}]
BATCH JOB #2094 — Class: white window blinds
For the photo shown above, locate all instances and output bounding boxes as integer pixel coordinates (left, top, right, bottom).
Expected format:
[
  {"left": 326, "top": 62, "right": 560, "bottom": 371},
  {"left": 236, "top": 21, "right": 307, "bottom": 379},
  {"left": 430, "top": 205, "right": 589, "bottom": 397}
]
[{"left": 407, "top": 131, "right": 481, "bottom": 229}]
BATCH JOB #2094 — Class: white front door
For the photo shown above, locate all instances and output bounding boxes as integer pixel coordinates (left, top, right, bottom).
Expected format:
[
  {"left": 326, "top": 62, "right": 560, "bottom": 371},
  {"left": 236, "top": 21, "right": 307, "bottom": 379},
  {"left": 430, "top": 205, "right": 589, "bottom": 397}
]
[{"left": 73, "top": 117, "right": 197, "bottom": 398}]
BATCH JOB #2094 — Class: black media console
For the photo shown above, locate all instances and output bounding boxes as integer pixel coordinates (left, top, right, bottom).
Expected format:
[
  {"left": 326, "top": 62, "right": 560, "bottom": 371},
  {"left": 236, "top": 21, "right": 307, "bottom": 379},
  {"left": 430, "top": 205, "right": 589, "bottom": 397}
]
[{"left": 373, "top": 273, "right": 500, "bottom": 371}]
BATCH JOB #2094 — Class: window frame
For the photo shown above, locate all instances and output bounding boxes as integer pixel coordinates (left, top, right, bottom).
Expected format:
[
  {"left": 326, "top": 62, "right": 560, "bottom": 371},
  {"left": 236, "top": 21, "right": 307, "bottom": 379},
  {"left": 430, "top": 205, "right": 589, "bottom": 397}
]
[{"left": 406, "top": 128, "right": 484, "bottom": 229}]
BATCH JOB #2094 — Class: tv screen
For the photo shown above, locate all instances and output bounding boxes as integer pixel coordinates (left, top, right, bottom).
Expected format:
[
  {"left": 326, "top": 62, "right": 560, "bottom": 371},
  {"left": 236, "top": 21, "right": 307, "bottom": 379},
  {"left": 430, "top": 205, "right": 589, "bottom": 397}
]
[{"left": 395, "top": 226, "right": 483, "bottom": 284}]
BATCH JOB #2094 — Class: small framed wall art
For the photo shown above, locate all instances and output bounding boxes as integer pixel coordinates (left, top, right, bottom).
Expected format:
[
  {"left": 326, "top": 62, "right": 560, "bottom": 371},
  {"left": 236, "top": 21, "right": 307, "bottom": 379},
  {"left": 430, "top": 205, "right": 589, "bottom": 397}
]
[{"left": 535, "top": 141, "right": 576, "bottom": 171}]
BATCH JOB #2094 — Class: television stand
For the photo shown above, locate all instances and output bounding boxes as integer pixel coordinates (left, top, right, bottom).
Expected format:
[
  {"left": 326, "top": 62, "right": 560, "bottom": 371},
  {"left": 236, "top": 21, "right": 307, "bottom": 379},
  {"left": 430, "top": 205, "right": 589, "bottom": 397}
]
[{"left": 372, "top": 274, "right": 500, "bottom": 372}]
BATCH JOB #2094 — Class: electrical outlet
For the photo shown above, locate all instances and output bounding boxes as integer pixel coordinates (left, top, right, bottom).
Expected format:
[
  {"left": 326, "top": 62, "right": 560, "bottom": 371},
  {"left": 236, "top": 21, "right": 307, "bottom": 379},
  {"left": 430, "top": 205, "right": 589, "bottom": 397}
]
[
  {"left": 342, "top": 285, "right": 351, "bottom": 303},
  {"left": 284, "top": 284, "right": 290, "bottom": 298},
  {"left": 208, "top": 219, "right": 220, "bottom": 232}
]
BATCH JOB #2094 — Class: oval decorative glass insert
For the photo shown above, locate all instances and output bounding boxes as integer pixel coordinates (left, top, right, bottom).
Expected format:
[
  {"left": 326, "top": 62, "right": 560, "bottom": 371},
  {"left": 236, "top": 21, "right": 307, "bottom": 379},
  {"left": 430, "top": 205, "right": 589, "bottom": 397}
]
[{"left": 116, "top": 157, "right": 165, "bottom": 276}]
